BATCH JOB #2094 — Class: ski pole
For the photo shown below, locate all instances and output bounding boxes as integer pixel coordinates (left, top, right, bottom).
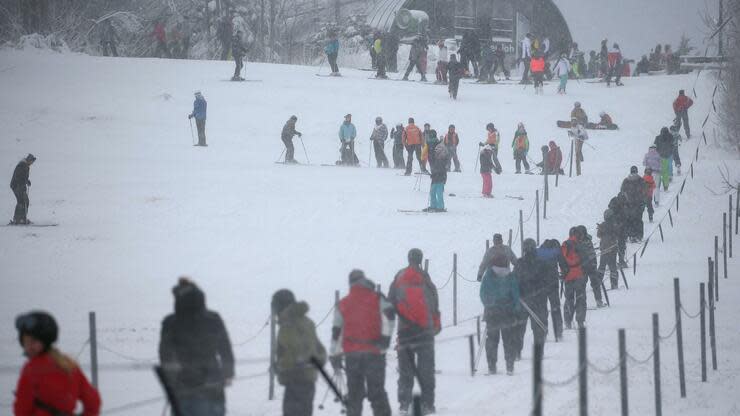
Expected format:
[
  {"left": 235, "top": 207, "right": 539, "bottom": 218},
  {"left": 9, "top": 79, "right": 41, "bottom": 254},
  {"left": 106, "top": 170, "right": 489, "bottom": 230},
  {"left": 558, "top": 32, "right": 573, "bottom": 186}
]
[
  {"left": 369, "top": 139, "right": 372, "bottom": 167},
  {"left": 275, "top": 148, "right": 286, "bottom": 163},
  {"left": 310, "top": 357, "right": 346, "bottom": 408},
  {"left": 299, "top": 137, "right": 310, "bottom": 164},
  {"left": 519, "top": 299, "right": 547, "bottom": 332},
  {"left": 189, "top": 118, "right": 195, "bottom": 145}
]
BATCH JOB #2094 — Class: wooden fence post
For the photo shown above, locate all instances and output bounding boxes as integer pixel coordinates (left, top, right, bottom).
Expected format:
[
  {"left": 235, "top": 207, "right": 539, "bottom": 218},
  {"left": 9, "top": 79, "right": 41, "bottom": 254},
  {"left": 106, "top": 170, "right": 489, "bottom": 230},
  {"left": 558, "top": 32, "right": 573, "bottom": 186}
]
[
  {"left": 674, "top": 278, "right": 686, "bottom": 398},
  {"left": 619, "top": 329, "right": 628, "bottom": 416},
  {"left": 88, "top": 312, "right": 98, "bottom": 390},
  {"left": 700, "top": 283, "right": 707, "bottom": 382},
  {"left": 653, "top": 313, "right": 662, "bottom": 416}
]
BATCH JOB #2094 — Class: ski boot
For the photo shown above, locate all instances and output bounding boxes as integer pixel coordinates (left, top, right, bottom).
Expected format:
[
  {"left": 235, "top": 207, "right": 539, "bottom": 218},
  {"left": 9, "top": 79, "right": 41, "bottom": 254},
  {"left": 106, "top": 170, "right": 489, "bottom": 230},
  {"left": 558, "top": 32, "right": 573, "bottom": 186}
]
[
  {"left": 421, "top": 404, "right": 436, "bottom": 415},
  {"left": 596, "top": 300, "right": 607, "bottom": 308},
  {"left": 506, "top": 361, "right": 514, "bottom": 376},
  {"left": 487, "top": 364, "right": 497, "bottom": 375}
]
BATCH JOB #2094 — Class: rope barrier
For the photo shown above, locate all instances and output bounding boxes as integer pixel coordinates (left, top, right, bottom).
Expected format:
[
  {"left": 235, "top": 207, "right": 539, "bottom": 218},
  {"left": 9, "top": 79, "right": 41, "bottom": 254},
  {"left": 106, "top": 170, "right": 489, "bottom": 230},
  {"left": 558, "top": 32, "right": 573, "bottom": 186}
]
[
  {"left": 74, "top": 338, "right": 90, "bottom": 361},
  {"left": 233, "top": 316, "right": 270, "bottom": 346},
  {"left": 541, "top": 362, "right": 586, "bottom": 387},
  {"left": 626, "top": 350, "right": 656, "bottom": 365},
  {"left": 680, "top": 304, "right": 703, "bottom": 319},
  {"left": 314, "top": 305, "right": 336, "bottom": 328},
  {"left": 437, "top": 270, "right": 454, "bottom": 290},
  {"left": 587, "top": 358, "right": 622, "bottom": 375}
]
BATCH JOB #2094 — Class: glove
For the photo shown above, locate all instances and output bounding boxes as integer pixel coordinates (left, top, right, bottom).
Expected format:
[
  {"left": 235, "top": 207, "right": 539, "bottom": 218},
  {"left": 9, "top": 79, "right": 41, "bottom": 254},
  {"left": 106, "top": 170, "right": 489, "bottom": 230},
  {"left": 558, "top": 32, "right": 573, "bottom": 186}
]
[
  {"left": 188, "top": 114, "right": 193, "bottom": 120},
  {"left": 329, "top": 355, "right": 343, "bottom": 370}
]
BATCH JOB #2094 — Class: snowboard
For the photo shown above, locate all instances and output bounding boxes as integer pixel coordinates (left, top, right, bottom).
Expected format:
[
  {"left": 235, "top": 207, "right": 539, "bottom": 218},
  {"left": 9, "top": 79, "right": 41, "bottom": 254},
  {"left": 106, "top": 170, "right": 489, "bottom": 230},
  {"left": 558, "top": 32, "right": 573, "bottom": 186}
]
[
  {"left": 556, "top": 120, "right": 619, "bottom": 130},
  {"left": 4, "top": 222, "right": 58, "bottom": 227}
]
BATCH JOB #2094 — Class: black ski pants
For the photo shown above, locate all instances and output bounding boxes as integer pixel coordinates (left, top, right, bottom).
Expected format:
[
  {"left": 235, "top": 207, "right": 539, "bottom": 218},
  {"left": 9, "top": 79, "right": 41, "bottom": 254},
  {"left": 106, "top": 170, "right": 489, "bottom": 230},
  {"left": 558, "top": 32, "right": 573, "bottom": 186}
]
[
  {"left": 397, "top": 341, "right": 434, "bottom": 410},
  {"left": 446, "top": 145, "right": 460, "bottom": 171},
  {"left": 327, "top": 52, "right": 339, "bottom": 73},
  {"left": 617, "top": 231, "right": 627, "bottom": 264},
  {"left": 345, "top": 353, "right": 391, "bottom": 416},
  {"left": 587, "top": 268, "right": 604, "bottom": 303},
  {"left": 598, "top": 249, "right": 619, "bottom": 289},
  {"left": 282, "top": 136, "right": 295, "bottom": 162},
  {"left": 373, "top": 141, "right": 388, "bottom": 167},
  {"left": 484, "top": 306, "right": 518, "bottom": 372},
  {"left": 478, "top": 60, "right": 494, "bottom": 82},
  {"left": 195, "top": 118, "right": 207, "bottom": 146},
  {"left": 404, "top": 144, "right": 423, "bottom": 174},
  {"left": 448, "top": 78, "right": 461, "bottom": 99},
  {"left": 521, "top": 57, "right": 531, "bottom": 82},
  {"left": 492, "top": 58, "right": 510, "bottom": 79},
  {"left": 233, "top": 55, "right": 243, "bottom": 79},
  {"left": 515, "top": 153, "right": 530, "bottom": 173},
  {"left": 375, "top": 54, "right": 387, "bottom": 78},
  {"left": 523, "top": 297, "right": 548, "bottom": 349},
  {"left": 404, "top": 59, "right": 425, "bottom": 80},
  {"left": 546, "top": 279, "right": 563, "bottom": 340},
  {"left": 12, "top": 186, "right": 29, "bottom": 223},
  {"left": 675, "top": 110, "right": 690, "bottom": 137},
  {"left": 393, "top": 143, "right": 405, "bottom": 169},
  {"left": 563, "top": 277, "right": 587, "bottom": 326},
  {"left": 155, "top": 40, "right": 170, "bottom": 58},
  {"left": 283, "top": 381, "right": 315, "bottom": 416}
]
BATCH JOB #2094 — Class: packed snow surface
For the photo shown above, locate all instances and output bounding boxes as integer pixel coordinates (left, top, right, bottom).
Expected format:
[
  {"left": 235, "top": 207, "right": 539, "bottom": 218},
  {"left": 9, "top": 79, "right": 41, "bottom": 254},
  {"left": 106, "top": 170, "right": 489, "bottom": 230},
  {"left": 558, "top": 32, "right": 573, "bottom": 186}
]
[{"left": 0, "top": 50, "right": 739, "bottom": 415}]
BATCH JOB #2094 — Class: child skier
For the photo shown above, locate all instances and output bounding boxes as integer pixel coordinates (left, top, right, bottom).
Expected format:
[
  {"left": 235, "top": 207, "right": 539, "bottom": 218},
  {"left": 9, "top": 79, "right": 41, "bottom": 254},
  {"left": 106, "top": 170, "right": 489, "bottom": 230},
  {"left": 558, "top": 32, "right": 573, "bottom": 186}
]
[
  {"left": 643, "top": 145, "right": 662, "bottom": 205},
  {"left": 480, "top": 145, "right": 494, "bottom": 198},
  {"left": 643, "top": 167, "right": 656, "bottom": 222},
  {"left": 512, "top": 123, "right": 531, "bottom": 174}
]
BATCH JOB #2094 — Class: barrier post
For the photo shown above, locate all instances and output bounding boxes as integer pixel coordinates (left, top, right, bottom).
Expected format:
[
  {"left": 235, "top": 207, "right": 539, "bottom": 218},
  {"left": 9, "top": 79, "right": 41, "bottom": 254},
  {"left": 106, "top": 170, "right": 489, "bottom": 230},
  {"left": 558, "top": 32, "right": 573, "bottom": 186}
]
[
  {"left": 700, "top": 283, "right": 707, "bottom": 382},
  {"left": 674, "top": 278, "right": 686, "bottom": 397},
  {"left": 88, "top": 312, "right": 98, "bottom": 389},
  {"left": 533, "top": 342, "right": 543, "bottom": 416},
  {"left": 619, "top": 329, "right": 628, "bottom": 416},
  {"left": 708, "top": 268, "right": 717, "bottom": 371},
  {"left": 578, "top": 327, "right": 587, "bottom": 416},
  {"left": 536, "top": 190, "right": 540, "bottom": 245},
  {"left": 468, "top": 335, "right": 476, "bottom": 376},
  {"left": 269, "top": 311, "right": 276, "bottom": 400},
  {"left": 653, "top": 313, "right": 662, "bottom": 416},
  {"left": 453, "top": 253, "right": 458, "bottom": 326}
]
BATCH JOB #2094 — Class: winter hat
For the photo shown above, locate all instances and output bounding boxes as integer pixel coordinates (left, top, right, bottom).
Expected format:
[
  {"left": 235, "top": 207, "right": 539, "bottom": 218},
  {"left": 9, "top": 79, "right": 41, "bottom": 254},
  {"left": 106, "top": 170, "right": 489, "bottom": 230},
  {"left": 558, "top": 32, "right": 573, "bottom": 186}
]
[
  {"left": 194, "top": 91, "right": 202, "bottom": 97},
  {"left": 172, "top": 277, "right": 206, "bottom": 315},
  {"left": 449, "top": 124, "right": 455, "bottom": 130},
  {"left": 522, "top": 238, "right": 537, "bottom": 255},
  {"left": 517, "top": 122, "right": 525, "bottom": 130},
  {"left": 541, "top": 145, "right": 549, "bottom": 153},
  {"left": 661, "top": 127, "right": 670, "bottom": 135},
  {"left": 679, "top": 90, "right": 685, "bottom": 96},
  {"left": 16, "top": 311, "right": 58, "bottom": 351},
  {"left": 427, "top": 130, "right": 439, "bottom": 144},
  {"left": 408, "top": 248, "right": 424, "bottom": 266},
  {"left": 486, "top": 123, "right": 495, "bottom": 131},
  {"left": 271, "top": 289, "right": 296, "bottom": 315},
  {"left": 348, "top": 269, "right": 366, "bottom": 284},
  {"left": 290, "top": 115, "right": 297, "bottom": 121},
  {"left": 649, "top": 144, "right": 657, "bottom": 149},
  {"left": 345, "top": 114, "right": 352, "bottom": 119},
  {"left": 493, "top": 233, "right": 503, "bottom": 244},
  {"left": 630, "top": 166, "right": 638, "bottom": 174},
  {"left": 549, "top": 140, "right": 557, "bottom": 148},
  {"left": 25, "top": 154, "right": 36, "bottom": 163},
  {"left": 574, "top": 101, "right": 581, "bottom": 108},
  {"left": 408, "top": 117, "right": 415, "bottom": 124},
  {"left": 375, "top": 116, "right": 383, "bottom": 123},
  {"left": 645, "top": 167, "right": 653, "bottom": 175}
]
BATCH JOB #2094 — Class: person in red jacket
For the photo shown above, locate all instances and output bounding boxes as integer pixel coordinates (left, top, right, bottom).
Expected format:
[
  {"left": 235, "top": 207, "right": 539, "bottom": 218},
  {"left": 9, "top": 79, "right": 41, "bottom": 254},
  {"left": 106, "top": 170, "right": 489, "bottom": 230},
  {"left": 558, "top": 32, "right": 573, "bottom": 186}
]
[
  {"left": 152, "top": 20, "right": 170, "bottom": 58},
  {"left": 561, "top": 229, "right": 587, "bottom": 329},
  {"left": 546, "top": 141, "right": 563, "bottom": 174},
  {"left": 673, "top": 89, "right": 694, "bottom": 138},
  {"left": 643, "top": 167, "right": 656, "bottom": 222},
  {"left": 14, "top": 311, "right": 101, "bottom": 416},
  {"left": 331, "top": 270, "right": 395, "bottom": 416}
]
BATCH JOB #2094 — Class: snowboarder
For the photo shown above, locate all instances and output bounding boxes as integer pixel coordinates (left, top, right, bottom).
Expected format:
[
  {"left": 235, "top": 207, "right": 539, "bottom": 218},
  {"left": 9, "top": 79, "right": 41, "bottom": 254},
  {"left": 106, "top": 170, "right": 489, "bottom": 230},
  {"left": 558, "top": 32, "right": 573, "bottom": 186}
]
[
  {"left": 597, "top": 210, "right": 620, "bottom": 289},
  {"left": 492, "top": 44, "right": 510, "bottom": 80},
  {"left": 100, "top": 20, "right": 119, "bottom": 57},
  {"left": 598, "top": 112, "right": 615, "bottom": 128},
  {"left": 576, "top": 225, "right": 606, "bottom": 308},
  {"left": 569, "top": 120, "right": 588, "bottom": 176},
  {"left": 13, "top": 311, "right": 101, "bottom": 415},
  {"left": 477, "top": 233, "right": 518, "bottom": 280},
  {"left": 620, "top": 166, "right": 648, "bottom": 242},
  {"left": 519, "top": 33, "right": 533, "bottom": 84},
  {"left": 484, "top": 123, "right": 503, "bottom": 173},
  {"left": 443, "top": 124, "right": 461, "bottom": 172},
  {"left": 643, "top": 145, "right": 662, "bottom": 204},
  {"left": 670, "top": 123, "right": 683, "bottom": 175},
  {"left": 338, "top": 114, "right": 358, "bottom": 166},
  {"left": 402, "top": 118, "right": 426, "bottom": 175},
  {"left": 9, "top": 153, "right": 35, "bottom": 225},
  {"left": 447, "top": 54, "right": 464, "bottom": 100},
  {"left": 435, "top": 40, "right": 448, "bottom": 84},
  {"left": 530, "top": 52, "right": 546, "bottom": 94},
  {"left": 188, "top": 91, "right": 207, "bottom": 146},
  {"left": 561, "top": 228, "right": 588, "bottom": 329},
  {"left": 570, "top": 102, "right": 589, "bottom": 126},
  {"left": 606, "top": 43, "right": 624, "bottom": 86},
  {"left": 281, "top": 115, "right": 302, "bottom": 163},
  {"left": 152, "top": 19, "right": 170, "bottom": 58},
  {"left": 231, "top": 30, "right": 247, "bottom": 81},
  {"left": 370, "top": 116, "right": 389, "bottom": 168},
  {"left": 672, "top": 90, "right": 693, "bottom": 138},
  {"left": 330, "top": 270, "right": 395, "bottom": 416},
  {"left": 654, "top": 127, "right": 675, "bottom": 191},
  {"left": 159, "top": 278, "right": 235, "bottom": 415},
  {"left": 373, "top": 34, "right": 387, "bottom": 79},
  {"left": 536, "top": 239, "right": 564, "bottom": 342},
  {"left": 425, "top": 131, "right": 450, "bottom": 212},
  {"left": 512, "top": 123, "right": 531, "bottom": 174},
  {"left": 554, "top": 53, "right": 571, "bottom": 94},
  {"left": 480, "top": 253, "right": 521, "bottom": 375},
  {"left": 272, "top": 289, "right": 327, "bottom": 416},
  {"left": 391, "top": 123, "right": 405, "bottom": 169},
  {"left": 388, "top": 249, "right": 440, "bottom": 415},
  {"left": 514, "top": 238, "right": 549, "bottom": 357},
  {"left": 480, "top": 145, "right": 494, "bottom": 198},
  {"left": 403, "top": 37, "right": 427, "bottom": 81},
  {"left": 325, "top": 31, "right": 340, "bottom": 76},
  {"left": 644, "top": 167, "right": 656, "bottom": 222}
]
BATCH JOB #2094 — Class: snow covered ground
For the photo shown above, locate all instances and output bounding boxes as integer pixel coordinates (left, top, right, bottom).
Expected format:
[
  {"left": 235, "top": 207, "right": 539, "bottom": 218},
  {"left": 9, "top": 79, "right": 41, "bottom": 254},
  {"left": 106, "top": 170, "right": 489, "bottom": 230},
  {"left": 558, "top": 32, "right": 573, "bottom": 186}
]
[{"left": 0, "top": 49, "right": 739, "bottom": 415}]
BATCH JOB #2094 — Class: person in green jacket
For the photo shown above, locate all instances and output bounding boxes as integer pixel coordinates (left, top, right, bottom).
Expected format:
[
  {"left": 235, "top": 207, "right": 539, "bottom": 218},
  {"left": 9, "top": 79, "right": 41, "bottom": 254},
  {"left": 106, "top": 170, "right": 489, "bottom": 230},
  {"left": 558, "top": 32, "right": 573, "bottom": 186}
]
[
  {"left": 272, "top": 289, "right": 327, "bottom": 416},
  {"left": 512, "top": 122, "right": 531, "bottom": 174},
  {"left": 480, "top": 254, "right": 521, "bottom": 375}
]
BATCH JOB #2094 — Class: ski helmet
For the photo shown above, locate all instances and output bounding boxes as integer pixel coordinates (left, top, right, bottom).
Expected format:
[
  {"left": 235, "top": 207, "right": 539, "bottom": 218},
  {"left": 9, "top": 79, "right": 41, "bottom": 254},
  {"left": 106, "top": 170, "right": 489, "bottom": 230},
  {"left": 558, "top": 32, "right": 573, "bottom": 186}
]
[
  {"left": 408, "top": 248, "right": 424, "bottom": 265},
  {"left": 16, "top": 311, "right": 58, "bottom": 351},
  {"left": 348, "top": 269, "right": 366, "bottom": 284},
  {"left": 486, "top": 122, "right": 495, "bottom": 131},
  {"left": 25, "top": 154, "right": 36, "bottom": 163}
]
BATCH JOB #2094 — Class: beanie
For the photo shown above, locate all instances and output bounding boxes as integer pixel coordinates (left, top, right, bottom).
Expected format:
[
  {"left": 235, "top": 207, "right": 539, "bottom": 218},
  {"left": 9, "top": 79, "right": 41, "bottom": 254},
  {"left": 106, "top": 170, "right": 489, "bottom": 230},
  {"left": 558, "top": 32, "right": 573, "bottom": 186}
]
[
  {"left": 16, "top": 311, "right": 58, "bottom": 351},
  {"left": 271, "top": 289, "right": 296, "bottom": 315},
  {"left": 408, "top": 248, "right": 423, "bottom": 266}
]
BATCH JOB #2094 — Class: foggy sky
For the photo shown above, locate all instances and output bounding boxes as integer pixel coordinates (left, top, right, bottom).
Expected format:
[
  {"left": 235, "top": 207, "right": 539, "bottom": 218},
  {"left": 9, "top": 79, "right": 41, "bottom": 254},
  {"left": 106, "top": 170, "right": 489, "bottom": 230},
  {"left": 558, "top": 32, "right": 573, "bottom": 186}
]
[{"left": 554, "top": 0, "right": 719, "bottom": 58}]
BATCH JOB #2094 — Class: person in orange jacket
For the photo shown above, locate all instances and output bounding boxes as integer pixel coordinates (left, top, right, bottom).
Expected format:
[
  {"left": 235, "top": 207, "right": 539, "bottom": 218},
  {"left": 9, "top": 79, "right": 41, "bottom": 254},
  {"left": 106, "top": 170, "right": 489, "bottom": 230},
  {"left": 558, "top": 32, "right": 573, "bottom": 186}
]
[
  {"left": 402, "top": 117, "right": 427, "bottom": 176},
  {"left": 443, "top": 124, "right": 461, "bottom": 172},
  {"left": 14, "top": 311, "right": 101, "bottom": 416},
  {"left": 484, "top": 123, "right": 502, "bottom": 173},
  {"left": 530, "top": 52, "right": 546, "bottom": 94},
  {"left": 561, "top": 228, "right": 587, "bottom": 329},
  {"left": 643, "top": 167, "right": 656, "bottom": 222},
  {"left": 672, "top": 89, "right": 694, "bottom": 138}
]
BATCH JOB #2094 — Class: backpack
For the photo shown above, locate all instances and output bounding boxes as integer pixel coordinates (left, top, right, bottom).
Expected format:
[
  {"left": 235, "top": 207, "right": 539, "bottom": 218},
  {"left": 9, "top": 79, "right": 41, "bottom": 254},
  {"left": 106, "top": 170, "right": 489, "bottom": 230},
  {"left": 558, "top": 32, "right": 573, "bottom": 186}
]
[{"left": 393, "top": 268, "right": 440, "bottom": 332}]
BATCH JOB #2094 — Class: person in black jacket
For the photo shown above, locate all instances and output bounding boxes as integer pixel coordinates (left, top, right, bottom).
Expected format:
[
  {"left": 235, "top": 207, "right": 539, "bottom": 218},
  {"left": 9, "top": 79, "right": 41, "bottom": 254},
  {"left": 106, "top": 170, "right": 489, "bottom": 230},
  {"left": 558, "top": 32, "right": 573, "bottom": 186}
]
[
  {"left": 608, "top": 194, "right": 629, "bottom": 268},
  {"left": 620, "top": 166, "right": 648, "bottom": 242},
  {"left": 514, "top": 238, "right": 549, "bottom": 356},
  {"left": 9, "top": 154, "right": 35, "bottom": 225},
  {"left": 654, "top": 127, "right": 675, "bottom": 191},
  {"left": 447, "top": 54, "right": 465, "bottom": 100},
  {"left": 576, "top": 225, "right": 606, "bottom": 308},
  {"left": 390, "top": 124, "right": 405, "bottom": 169},
  {"left": 536, "top": 239, "right": 564, "bottom": 342},
  {"left": 159, "top": 278, "right": 235, "bottom": 415},
  {"left": 231, "top": 30, "right": 247, "bottom": 81},
  {"left": 280, "top": 116, "right": 302, "bottom": 163},
  {"left": 597, "top": 209, "right": 620, "bottom": 289}
]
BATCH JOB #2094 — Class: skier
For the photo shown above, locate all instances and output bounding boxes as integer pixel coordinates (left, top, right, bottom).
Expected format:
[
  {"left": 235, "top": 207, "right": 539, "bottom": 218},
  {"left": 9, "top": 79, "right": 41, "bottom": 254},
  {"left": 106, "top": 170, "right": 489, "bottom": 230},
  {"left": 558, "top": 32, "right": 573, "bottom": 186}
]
[
  {"left": 644, "top": 167, "right": 656, "bottom": 223},
  {"left": 606, "top": 43, "right": 624, "bottom": 86},
  {"left": 643, "top": 145, "right": 662, "bottom": 204},
  {"left": 514, "top": 238, "right": 549, "bottom": 357},
  {"left": 9, "top": 153, "right": 35, "bottom": 225},
  {"left": 325, "top": 31, "right": 340, "bottom": 76},
  {"left": 576, "top": 225, "right": 606, "bottom": 308},
  {"left": 338, "top": 114, "right": 358, "bottom": 166},
  {"left": 281, "top": 115, "right": 302, "bottom": 164},
  {"left": 519, "top": 33, "right": 533, "bottom": 84},
  {"left": 272, "top": 289, "right": 327, "bottom": 416},
  {"left": 673, "top": 89, "right": 693, "bottom": 138},
  {"left": 597, "top": 209, "right": 620, "bottom": 289},
  {"left": 403, "top": 37, "right": 427, "bottom": 81},
  {"left": 391, "top": 123, "right": 405, "bottom": 169},
  {"left": 569, "top": 120, "right": 588, "bottom": 176},
  {"left": 188, "top": 91, "right": 207, "bottom": 146},
  {"left": 654, "top": 127, "right": 675, "bottom": 191},
  {"left": 484, "top": 123, "right": 503, "bottom": 173},
  {"left": 435, "top": 40, "right": 448, "bottom": 84},
  {"left": 477, "top": 233, "right": 518, "bottom": 280},
  {"left": 599, "top": 39, "right": 609, "bottom": 79},
  {"left": 530, "top": 52, "right": 546, "bottom": 94},
  {"left": 620, "top": 166, "right": 648, "bottom": 242},
  {"left": 669, "top": 123, "right": 683, "bottom": 175},
  {"left": 536, "top": 239, "right": 564, "bottom": 342},
  {"left": 388, "top": 249, "right": 440, "bottom": 415},
  {"left": 370, "top": 116, "right": 389, "bottom": 168},
  {"left": 330, "top": 270, "right": 395, "bottom": 416},
  {"left": 554, "top": 53, "right": 571, "bottom": 94},
  {"left": 459, "top": 30, "right": 480, "bottom": 77},
  {"left": 561, "top": 228, "right": 587, "bottom": 329},
  {"left": 13, "top": 311, "right": 101, "bottom": 415},
  {"left": 447, "top": 54, "right": 465, "bottom": 100},
  {"left": 152, "top": 19, "right": 170, "bottom": 58},
  {"left": 492, "top": 44, "right": 510, "bottom": 80},
  {"left": 480, "top": 145, "right": 494, "bottom": 198},
  {"left": 512, "top": 122, "right": 531, "bottom": 174},
  {"left": 159, "top": 278, "right": 235, "bottom": 415},
  {"left": 570, "top": 102, "right": 589, "bottom": 126},
  {"left": 402, "top": 118, "right": 427, "bottom": 175},
  {"left": 443, "top": 124, "right": 461, "bottom": 172},
  {"left": 100, "top": 20, "right": 119, "bottom": 57},
  {"left": 480, "top": 253, "right": 521, "bottom": 375},
  {"left": 425, "top": 131, "right": 450, "bottom": 213},
  {"left": 374, "top": 33, "right": 387, "bottom": 79},
  {"left": 231, "top": 30, "right": 247, "bottom": 81}
]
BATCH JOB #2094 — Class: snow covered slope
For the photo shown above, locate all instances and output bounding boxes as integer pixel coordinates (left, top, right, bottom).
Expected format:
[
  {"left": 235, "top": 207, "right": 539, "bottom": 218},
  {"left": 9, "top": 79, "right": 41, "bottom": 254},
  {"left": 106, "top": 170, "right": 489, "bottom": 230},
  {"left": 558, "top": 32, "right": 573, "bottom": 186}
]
[{"left": 0, "top": 50, "right": 738, "bottom": 415}]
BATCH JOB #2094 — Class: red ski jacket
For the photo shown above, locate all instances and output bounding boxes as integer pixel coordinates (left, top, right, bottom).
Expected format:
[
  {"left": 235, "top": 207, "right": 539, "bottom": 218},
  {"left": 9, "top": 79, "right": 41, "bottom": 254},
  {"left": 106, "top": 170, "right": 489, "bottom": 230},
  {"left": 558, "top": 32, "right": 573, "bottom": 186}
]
[
  {"left": 673, "top": 95, "right": 693, "bottom": 113},
  {"left": 335, "top": 281, "right": 393, "bottom": 354},
  {"left": 443, "top": 132, "right": 459, "bottom": 146},
  {"left": 561, "top": 237, "right": 584, "bottom": 282}
]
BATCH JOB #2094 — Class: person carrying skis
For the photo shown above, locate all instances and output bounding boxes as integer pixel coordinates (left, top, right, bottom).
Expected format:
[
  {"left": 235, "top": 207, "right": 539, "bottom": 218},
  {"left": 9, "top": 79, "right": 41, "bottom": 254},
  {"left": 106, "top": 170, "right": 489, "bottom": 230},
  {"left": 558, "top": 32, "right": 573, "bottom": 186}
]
[
  {"left": 669, "top": 123, "right": 683, "bottom": 175},
  {"left": 447, "top": 54, "right": 465, "bottom": 100},
  {"left": 576, "top": 225, "right": 606, "bottom": 308},
  {"left": 281, "top": 115, "right": 302, "bottom": 163},
  {"left": 569, "top": 120, "right": 588, "bottom": 176},
  {"left": 370, "top": 116, "right": 389, "bottom": 168},
  {"left": 536, "top": 239, "right": 564, "bottom": 342},
  {"left": 480, "top": 145, "right": 494, "bottom": 198},
  {"left": 339, "top": 114, "right": 358, "bottom": 166},
  {"left": 672, "top": 89, "right": 693, "bottom": 137},
  {"left": 231, "top": 30, "right": 247, "bottom": 81},
  {"left": 484, "top": 123, "right": 503, "bottom": 173},
  {"left": 272, "top": 289, "right": 327, "bottom": 416},
  {"left": 606, "top": 43, "right": 624, "bottom": 86},
  {"left": 643, "top": 144, "right": 662, "bottom": 204},
  {"left": 530, "top": 52, "right": 546, "bottom": 94},
  {"left": 443, "top": 124, "right": 461, "bottom": 172},
  {"left": 570, "top": 102, "right": 588, "bottom": 126},
  {"left": 513, "top": 238, "right": 549, "bottom": 358},
  {"left": 9, "top": 153, "right": 35, "bottom": 225},
  {"left": 620, "top": 166, "right": 648, "bottom": 242},
  {"left": 331, "top": 270, "right": 395, "bottom": 416},
  {"left": 325, "top": 31, "right": 340, "bottom": 76},
  {"left": 188, "top": 91, "right": 207, "bottom": 146},
  {"left": 159, "top": 278, "right": 235, "bottom": 415},
  {"left": 402, "top": 118, "right": 426, "bottom": 175},
  {"left": 388, "top": 248, "right": 440, "bottom": 415},
  {"left": 477, "top": 233, "right": 518, "bottom": 280},
  {"left": 403, "top": 37, "right": 427, "bottom": 81},
  {"left": 435, "top": 40, "right": 448, "bottom": 84},
  {"left": 391, "top": 123, "right": 405, "bottom": 169},
  {"left": 654, "top": 127, "right": 675, "bottom": 191},
  {"left": 561, "top": 227, "right": 588, "bottom": 329},
  {"left": 425, "top": 131, "right": 450, "bottom": 213},
  {"left": 512, "top": 122, "right": 531, "bottom": 174},
  {"left": 13, "top": 311, "right": 101, "bottom": 415},
  {"left": 554, "top": 53, "right": 571, "bottom": 94},
  {"left": 480, "top": 252, "right": 521, "bottom": 375},
  {"left": 597, "top": 209, "right": 620, "bottom": 289},
  {"left": 643, "top": 167, "right": 656, "bottom": 222}
]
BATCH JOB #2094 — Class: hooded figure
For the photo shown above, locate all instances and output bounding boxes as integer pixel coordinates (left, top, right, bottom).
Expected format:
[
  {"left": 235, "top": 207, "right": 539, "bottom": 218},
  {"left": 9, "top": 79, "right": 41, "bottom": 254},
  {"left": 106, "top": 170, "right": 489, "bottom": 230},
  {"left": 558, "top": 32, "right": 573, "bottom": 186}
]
[
  {"left": 513, "top": 238, "right": 549, "bottom": 356},
  {"left": 159, "top": 278, "right": 235, "bottom": 415}
]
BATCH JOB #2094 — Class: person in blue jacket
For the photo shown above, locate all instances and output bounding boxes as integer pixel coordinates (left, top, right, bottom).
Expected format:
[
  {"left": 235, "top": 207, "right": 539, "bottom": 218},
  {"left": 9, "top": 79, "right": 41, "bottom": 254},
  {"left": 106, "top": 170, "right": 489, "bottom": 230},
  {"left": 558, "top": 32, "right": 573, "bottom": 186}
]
[
  {"left": 325, "top": 31, "right": 340, "bottom": 76},
  {"left": 536, "top": 239, "right": 565, "bottom": 342},
  {"left": 188, "top": 91, "right": 207, "bottom": 146},
  {"left": 480, "top": 253, "right": 521, "bottom": 375},
  {"left": 338, "top": 114, "right": 357, "bottom": 166}
]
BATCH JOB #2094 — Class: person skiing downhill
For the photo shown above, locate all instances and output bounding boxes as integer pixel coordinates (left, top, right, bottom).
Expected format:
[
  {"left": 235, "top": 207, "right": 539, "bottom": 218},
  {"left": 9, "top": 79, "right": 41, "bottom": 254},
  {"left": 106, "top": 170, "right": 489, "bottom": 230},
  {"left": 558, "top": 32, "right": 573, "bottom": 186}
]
[
  {"left": 339, "top": 114, "right": 358, "bottom": 166},
  {"left": 188, "top": 91, "right": 207, "bottom": 146},
  {"left": 512, "top": 123, "right": 531, "bottom": 174},
  {"left": 9, "top": 153, "right": 35, "bottom": 225},
  {"left": 281, "top": 116, "right": 302, "bottom": 163},
  {"left": 370, "top": 117, "right": 389, "bottom": 168},
  {"left": 391, "top": 123, "right": 405, "bottom": 169},
  {"left": 425, "top": 131, "right": 450, "bottom": 213},
  {"left": 13, "top": 311, "right": 101, "bottom": 415},
  {"left": 443, "top": 124, "right": 461, "bottom": 172},
  {"left": 672, "top": 89, "right": 693, "bottom": 138}
]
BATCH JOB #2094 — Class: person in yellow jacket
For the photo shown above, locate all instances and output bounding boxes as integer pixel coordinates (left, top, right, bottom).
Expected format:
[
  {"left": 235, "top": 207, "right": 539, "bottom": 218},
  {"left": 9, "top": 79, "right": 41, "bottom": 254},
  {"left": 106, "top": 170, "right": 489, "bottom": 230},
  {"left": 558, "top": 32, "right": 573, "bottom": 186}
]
[
  {"left": 512, "top": 122, "right": 532, "bottom": 174},
  {"left": 374, "top": 32, "right": 387, "bottom": 79}
]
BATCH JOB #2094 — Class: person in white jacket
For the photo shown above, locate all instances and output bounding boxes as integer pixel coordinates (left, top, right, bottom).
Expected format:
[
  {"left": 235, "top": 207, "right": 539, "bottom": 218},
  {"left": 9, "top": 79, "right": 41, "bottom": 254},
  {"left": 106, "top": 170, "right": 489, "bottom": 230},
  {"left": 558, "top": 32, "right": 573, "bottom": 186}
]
[
  {"left": 568, "top": 121, "right": 589, "bottom": 176},
  {"left": 520, "top": 33, "right": 532, "bottom": 84},
  {"left": 435, "top": 40, "right": 449, "bottom": 84},
  {"left": 554, "top": 53, "right": 572, "bottom": 94}
]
